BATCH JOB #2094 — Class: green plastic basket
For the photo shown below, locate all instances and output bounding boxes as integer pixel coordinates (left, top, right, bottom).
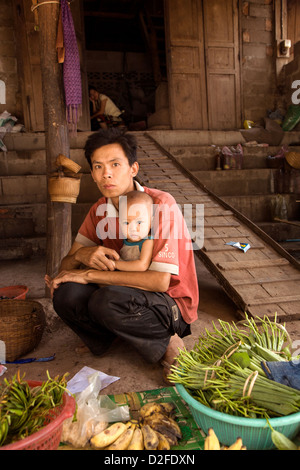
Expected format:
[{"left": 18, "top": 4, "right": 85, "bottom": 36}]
[{"left": 176, "top": 384, "right": 300, "bottom": 450}]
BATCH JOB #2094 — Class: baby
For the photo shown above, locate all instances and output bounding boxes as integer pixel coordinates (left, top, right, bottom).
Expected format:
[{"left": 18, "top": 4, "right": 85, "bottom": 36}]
[{"left": 114, "top": 191, "right": 154, "bottom": 272}]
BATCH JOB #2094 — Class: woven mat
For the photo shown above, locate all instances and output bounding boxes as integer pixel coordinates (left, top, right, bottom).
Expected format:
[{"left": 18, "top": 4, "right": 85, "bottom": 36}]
[
  {"left": 109, "top": 386, "right": 205, "bottom": 450},
  {"left": 59, "top": 386, "right": 205, "bottom": 450}
]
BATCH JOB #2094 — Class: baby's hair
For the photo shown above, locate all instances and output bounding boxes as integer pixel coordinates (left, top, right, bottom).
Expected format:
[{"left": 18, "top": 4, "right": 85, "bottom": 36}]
[{"left": 122, "top": 191, "right": 153, "bottom": 207}]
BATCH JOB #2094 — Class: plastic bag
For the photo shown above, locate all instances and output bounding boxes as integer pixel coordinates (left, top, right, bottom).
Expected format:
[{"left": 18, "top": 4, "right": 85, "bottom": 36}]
[
  {"left": 221, "top": 144, "right": 243, "bottom": 170},
  {"left": 61, "top": 372, "right": 129, "bottom": 447}
]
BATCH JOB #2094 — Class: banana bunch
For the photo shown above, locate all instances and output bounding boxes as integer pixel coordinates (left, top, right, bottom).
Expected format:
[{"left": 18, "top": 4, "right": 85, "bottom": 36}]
[
  {"left": 139, "top": 401, "right": 182, "bottom": 450},
  {"left": 90, "top": 401, "right": 182, "bottom": 450},
  {"left": 204, "top": 428, "right": 246, "bottom": 450}
]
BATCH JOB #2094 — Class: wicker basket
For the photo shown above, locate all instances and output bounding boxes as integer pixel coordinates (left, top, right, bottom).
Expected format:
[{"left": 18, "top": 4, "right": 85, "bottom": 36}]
[
  {"left": 55, "top": 154, "right": 81, "bottom": 173},
  {"left": 285, "top": 151, "right": 300, "bottom": 170},
  {"left": 0, "top": 300, "right": 46, "bottom": 362},
  {"left": 48, "top": 175, "right": 81, "bottom": 203}
]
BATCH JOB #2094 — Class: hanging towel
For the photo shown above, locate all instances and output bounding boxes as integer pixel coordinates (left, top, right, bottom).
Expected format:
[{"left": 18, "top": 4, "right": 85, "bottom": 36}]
[
  {"left": 261, "top": 360, "right": 300, "bottom": 390},
  {"left": 60, "top": 0, "right": 82, "bottom": 133}
]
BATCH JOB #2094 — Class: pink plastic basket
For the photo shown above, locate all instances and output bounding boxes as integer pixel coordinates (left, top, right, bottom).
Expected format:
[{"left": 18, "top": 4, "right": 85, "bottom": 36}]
[{"left": 0, "top": 381, "right": 75, "bottom": 450}]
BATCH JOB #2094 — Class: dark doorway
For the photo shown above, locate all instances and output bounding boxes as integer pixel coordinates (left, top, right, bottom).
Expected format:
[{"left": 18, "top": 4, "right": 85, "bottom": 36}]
[{"left": 83, "top": 0, "right": 167, "bottom": 127}]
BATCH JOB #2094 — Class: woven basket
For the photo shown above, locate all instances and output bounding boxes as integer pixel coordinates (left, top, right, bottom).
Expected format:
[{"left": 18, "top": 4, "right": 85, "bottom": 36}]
[
  {"left": 55, "top": 154, "right": 81, "bottom": 173},
  {"left": 0, "top": 300, "right": 46, "bottom": 362},
  {"left": 48, "top": 175, "right": 81, "bottom": 203},
  {"left": 285, "top": 151, "right": 300, "bottom": 169}
]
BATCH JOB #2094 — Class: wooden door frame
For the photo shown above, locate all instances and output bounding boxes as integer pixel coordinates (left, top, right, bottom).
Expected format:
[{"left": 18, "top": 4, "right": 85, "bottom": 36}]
[
  {"left": 164, "top": 0, "right": 208, "bottom": 130},
  {"left": 165, "top": 0, "right": 243, "bottom": 130}
]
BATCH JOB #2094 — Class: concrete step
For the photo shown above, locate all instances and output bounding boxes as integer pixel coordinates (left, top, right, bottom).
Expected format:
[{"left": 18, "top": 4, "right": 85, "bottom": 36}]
[
  {"left": 259, "top": 221, "right": 300, "bottom": 261},
  {"left": 170, "top": 145, "right": 300, "bottom": 171},
  {"left": 192, "top": 168, "right": 273, "bottom": 196},
  {"left": 222, "top": 194, "right": 299, "bottom": 223},
  {"left": 280, "top": 240, "right": 300, "bottom": 260},
  {"left": 258, "top": 221, "right": 300, "bottom": 242}
]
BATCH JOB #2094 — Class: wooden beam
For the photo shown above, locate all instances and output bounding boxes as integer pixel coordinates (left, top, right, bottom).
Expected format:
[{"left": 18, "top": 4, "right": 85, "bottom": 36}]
[{"left": 35, "top": 1, "right": 72, "bottom": 289}]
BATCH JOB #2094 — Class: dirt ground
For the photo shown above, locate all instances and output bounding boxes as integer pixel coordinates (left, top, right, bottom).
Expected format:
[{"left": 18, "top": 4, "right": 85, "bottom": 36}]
[{"left": 1, "top": 255, "right": 300, "bottom": 395}]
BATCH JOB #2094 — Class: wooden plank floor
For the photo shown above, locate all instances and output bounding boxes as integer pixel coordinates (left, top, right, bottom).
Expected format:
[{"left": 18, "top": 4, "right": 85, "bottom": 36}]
[{"left": 135, "top": 133, "right": 300, "bottom": 321}]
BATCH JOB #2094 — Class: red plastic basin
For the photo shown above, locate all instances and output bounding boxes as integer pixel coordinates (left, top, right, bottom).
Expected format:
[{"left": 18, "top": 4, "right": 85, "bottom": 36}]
[{"left": 0, "top": 285, "right": 28, "bottom": 300}]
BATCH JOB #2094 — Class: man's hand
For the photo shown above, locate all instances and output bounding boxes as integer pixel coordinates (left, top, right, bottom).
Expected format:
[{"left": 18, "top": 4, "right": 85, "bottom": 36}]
[
  {"left": 74, "top": 246, "right": 119, "bottom": 271},
  {"left": 45, "top": 270, "right": 89, "bottom": 297}
]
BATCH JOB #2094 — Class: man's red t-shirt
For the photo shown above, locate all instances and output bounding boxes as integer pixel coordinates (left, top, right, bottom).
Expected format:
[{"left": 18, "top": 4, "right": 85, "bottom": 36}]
[{"left": 75, "top": 182, "right": 199, "bottom": 324}]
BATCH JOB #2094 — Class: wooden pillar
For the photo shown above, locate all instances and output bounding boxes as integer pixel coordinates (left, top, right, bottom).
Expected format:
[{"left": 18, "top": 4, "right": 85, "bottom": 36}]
[{"left": 35, "top": 2, "right": 72, "bottom": 288}]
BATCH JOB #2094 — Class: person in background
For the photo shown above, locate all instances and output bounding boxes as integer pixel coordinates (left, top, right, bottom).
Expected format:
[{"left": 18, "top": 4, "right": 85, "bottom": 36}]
[{"left": 89, "top": 86, "right": 124, "bottom": 130}]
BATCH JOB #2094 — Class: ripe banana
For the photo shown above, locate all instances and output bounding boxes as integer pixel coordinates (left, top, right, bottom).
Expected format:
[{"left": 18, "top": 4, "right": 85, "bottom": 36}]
[
  {"left": 204, "top": 429, "right": 247, "bottom": 450},
  {"left": 127, "top": 427, "right": 144, "bottom": 450},
  {"left": 227, "top": 437, "right": 244, "bottom": 450},
  {"left": 139, "top": 401, "right": 175, "bottom": 419},
  {"left": 159, "top": 402, "right": 175, "bottom": 415},
  {"left": 156, "top": 431, "right": 171, "bottom": 450},
  {"left": 143, "top": 421, "right": 178, "bottom": 447},
  {"left": 89, "top": 401, "right": 181, "bottom": 451},
  {"left": 90, "top": 421, "right": 129, "bottom": 449},
  {"left": 141, "top": 424, "right": 159, "bottom": 450},
  {"left": 204, "top": 428, "right": 220, "bottom": 450},
  {"left": 144, "top": 413, "right": 182, "bottom": 439},
  {"left": 107, "top": 423, "right": 136, "bottom": 450}
]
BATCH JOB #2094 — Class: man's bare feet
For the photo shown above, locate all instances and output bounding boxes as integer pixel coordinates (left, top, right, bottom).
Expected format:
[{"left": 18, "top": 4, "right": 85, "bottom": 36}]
[{"left": 161, "top": 334, "right": 184, "bottom": 385}]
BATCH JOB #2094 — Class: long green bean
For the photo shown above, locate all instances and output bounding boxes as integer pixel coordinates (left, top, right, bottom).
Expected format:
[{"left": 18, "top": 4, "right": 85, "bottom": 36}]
[
  {"left": 169, "top": 314, "right": 300, "bottom": 419},
  {"left": 0, "top": 371, "right": 69, "bottom": 446}
]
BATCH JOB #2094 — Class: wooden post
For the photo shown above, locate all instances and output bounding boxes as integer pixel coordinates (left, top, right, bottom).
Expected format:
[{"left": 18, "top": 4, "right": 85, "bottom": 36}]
[{"left": 35, "top": 2, "right": 72, "bottom": 290}]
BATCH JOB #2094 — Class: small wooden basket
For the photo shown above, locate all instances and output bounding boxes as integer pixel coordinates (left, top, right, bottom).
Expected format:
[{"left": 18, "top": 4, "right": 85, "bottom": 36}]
[
  {"left": 0, "top": 300, "right": 46, "bottom": 362},
  {"left": 48, "top": 174, "right": 81, "bottom": 203},
  {"left": 285, "top": 151, "right": 300, "bottom": 170}
]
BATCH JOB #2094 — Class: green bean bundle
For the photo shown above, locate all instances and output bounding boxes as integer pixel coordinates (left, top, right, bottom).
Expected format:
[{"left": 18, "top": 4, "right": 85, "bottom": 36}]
[
  {"left": 0, "top": 371, "right": 69, "bottom": 447},
  {"left": 169, "top": 314, "right": 300, "bottom": 419}
]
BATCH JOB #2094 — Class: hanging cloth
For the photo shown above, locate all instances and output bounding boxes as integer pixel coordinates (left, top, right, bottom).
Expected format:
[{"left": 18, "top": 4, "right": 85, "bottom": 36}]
[{"left": 60, "top": 0, "right": 82, "bottom": 133}]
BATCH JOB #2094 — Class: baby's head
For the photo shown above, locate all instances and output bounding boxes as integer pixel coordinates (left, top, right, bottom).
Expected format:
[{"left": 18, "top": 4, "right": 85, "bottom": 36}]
[{"left": 119, "top": 191, "right": 153, "bottom": 241}]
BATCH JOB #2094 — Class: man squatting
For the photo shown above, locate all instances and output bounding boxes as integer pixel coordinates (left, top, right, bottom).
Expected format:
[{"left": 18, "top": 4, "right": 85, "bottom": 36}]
[{"left": 45, "top": 128, "right": 199, "bottom": 381}]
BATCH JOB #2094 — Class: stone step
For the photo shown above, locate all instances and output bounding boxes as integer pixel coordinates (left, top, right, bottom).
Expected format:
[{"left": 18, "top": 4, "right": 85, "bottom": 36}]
[
  {"left": 170, "top": 145, "right": 300, "bottom": 171},
  {"left": 222, "top": 194, "right": 298, "bottom": 223},
  {"left": 192, "top": 168, "right": 273, "bottom": 196},
  {"left": 258, "top": 221, "right": 300, "bottom": 242}
]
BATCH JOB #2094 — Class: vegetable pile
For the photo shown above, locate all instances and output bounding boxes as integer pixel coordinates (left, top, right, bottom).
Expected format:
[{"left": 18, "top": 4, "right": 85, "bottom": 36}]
[
  {"left": 169, "top": 314, "right": 300, "bottom": 419},
  {"left": 0, "top": 371, "right": 69, "bottom": 447}
]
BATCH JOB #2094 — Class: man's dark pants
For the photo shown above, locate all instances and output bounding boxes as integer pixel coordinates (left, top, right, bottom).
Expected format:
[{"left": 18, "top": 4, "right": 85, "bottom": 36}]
[{"left": 53, "top": 282, "right": 190, "bottom": 363}]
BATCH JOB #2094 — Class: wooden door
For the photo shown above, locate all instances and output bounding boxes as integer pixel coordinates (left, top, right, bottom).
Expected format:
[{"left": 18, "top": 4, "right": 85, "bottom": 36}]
[
  {"left": 203, "top": 0, "right": 241, "bottom": 129},
  {"left": 13, "top": 0, "right": 90, "bottom": 132},
  {"left": 165, "top": 0, "right": 241, "bottom": 130},
  {"left": 164, "top": 0, "right": 208, "bottom": 130}
]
